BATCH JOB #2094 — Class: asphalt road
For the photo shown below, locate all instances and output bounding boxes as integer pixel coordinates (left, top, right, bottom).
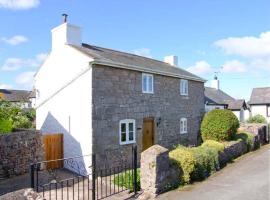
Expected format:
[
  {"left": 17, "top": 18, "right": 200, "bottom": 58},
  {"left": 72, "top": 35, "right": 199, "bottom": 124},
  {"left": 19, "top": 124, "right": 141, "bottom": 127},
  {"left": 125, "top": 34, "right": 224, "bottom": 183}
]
[{"left": 158, "top": 145, "right": 270, "bottom": 200}]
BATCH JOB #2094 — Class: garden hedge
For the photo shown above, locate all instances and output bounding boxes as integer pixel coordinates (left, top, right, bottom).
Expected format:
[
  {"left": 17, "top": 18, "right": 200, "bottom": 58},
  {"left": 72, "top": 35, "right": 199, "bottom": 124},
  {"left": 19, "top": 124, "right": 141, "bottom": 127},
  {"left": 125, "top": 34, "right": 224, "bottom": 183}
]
[{"left": 201, "top": 109, "right": 239, "bottom": 142}]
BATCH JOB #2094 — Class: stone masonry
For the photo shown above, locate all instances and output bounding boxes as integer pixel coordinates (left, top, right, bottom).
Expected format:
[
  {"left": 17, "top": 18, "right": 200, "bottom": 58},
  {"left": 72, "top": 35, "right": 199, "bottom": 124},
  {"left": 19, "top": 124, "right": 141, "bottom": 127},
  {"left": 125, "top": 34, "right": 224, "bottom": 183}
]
[
  {"left": 92, "top": 64, "right": 205, "bottom": 168},
  {"left": 140, "top": 145, "right": 180, "bottom": 198},
  {"left": 0, "top": 130, "right": 44, "bottom": 178}
]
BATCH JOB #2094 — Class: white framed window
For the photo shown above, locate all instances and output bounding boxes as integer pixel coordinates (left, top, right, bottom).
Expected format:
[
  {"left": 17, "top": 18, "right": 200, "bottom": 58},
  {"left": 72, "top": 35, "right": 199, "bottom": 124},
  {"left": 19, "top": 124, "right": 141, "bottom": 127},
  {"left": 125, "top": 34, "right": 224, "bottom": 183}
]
[
  {"left": 180, "top": 118, "right": 187, "bottom": 134},
  {"left": 267, "top": 105, "right": 270, "bottom": 117},
  {"left": 142, "top": 73, "right": 154, "bottom": 93},
  {"left": 180, "top": 79, "right": 188, "bottom": 95},
  {"left": 119, "top": 119, "right": 136, "bottom": 145}
]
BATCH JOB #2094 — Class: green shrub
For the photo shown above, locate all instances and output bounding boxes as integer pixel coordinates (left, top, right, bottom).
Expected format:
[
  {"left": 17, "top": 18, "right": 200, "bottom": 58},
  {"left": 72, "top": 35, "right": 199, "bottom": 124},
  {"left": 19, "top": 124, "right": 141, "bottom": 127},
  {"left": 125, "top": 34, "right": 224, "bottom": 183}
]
[
  {"left": 246, "top": 114, "right": 267, "bottom": 123},
  {"left": 12, "top": 113, "right": 32, "bottom": 129},
  {"left": 190, "top": 146, "right": 219, "bottom": 181},
  {"left": 0, "top": 118, "right": 13, "bottom": 134},
  {"left": 201, "top": 140, "right": 225, "bottom": 152},
  {"left": 113, "top": 169, "right": 140, "bottom": 192},
  {"left": 169, "top": 146, "right": 195, "bottom": 184},
  {"left": 0, "top": 100, "right": 35, "bottom": 129},
  {"left": 201, "top": 109, "right": 239, "bottom": 142}
]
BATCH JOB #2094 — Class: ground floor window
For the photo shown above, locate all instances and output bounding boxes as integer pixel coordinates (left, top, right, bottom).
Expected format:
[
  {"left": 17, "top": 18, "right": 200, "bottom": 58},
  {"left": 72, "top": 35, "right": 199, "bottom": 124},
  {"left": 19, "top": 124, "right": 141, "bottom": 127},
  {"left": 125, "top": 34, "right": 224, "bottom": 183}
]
[
  {"left": 119, "top": 119, "right": 136, "bottom": 145},
  {"left": 180, "top": 118, "right": 188, "bottom": 134}
]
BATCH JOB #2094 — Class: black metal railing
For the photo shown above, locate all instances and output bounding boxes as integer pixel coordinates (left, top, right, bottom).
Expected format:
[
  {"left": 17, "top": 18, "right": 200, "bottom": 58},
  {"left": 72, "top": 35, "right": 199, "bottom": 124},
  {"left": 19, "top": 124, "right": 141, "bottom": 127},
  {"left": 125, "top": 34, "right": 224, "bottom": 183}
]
[{"left": 30, "top": 146, "right": 138, "bottom": 200}]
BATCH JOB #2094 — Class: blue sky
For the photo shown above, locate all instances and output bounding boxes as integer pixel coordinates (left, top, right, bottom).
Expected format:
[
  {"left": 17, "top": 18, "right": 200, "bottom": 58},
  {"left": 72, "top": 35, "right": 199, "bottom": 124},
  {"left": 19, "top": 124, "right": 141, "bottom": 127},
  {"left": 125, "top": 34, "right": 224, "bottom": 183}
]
[{"left": 0, "top": 0, "right": 269, "bottom": 100}]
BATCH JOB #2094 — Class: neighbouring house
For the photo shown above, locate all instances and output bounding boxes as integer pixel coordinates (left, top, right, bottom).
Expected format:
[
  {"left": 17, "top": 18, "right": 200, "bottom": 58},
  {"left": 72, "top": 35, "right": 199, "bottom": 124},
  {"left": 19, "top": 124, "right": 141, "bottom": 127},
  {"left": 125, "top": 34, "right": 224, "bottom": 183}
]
[
  {"left": 35, "top": 18, "right": 205, "bottom": 170},
  {"left": 204, "top": 76, "right": 250, "bottom": 122},
  {"left": 0, "top": 89, "right": 34, "bottom": 108},
  {"left": 249, "top": 87, "right": 270, "bottom": 123},
  {"left": 227, "top": 99, "right": 250, "bottom": 122}
]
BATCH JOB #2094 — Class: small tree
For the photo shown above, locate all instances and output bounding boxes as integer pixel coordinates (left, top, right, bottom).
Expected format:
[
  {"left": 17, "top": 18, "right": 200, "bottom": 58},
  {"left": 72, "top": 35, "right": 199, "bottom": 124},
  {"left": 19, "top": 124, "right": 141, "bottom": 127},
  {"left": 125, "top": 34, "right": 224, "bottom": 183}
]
[
  {"left": 246, "top": 114, "right": 267, "bottom": 123},
  {"left": 201, "top": 109, "right": 239, "bottom": 142}
]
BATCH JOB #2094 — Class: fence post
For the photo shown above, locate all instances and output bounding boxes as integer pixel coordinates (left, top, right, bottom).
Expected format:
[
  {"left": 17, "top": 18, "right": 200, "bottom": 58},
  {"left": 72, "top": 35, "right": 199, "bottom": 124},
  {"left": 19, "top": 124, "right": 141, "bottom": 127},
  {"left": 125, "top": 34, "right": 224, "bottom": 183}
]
[
  {"left": 92, "top": 154, "right": 96, "bottom": 200},
  {"left": 133, "top": 146, "right": 137, "bottom": 194},
  {"left": 30, "top": 163, "right": 35, "bottom": 189}
]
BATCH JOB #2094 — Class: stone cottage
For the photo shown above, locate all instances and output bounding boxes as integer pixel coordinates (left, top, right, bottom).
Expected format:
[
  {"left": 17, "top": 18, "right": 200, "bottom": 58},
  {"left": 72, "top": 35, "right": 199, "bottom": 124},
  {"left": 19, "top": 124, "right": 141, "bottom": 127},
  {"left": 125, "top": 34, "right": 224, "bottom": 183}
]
[{"left": 35, "top": 17, "right": 205, "bottom": 169}]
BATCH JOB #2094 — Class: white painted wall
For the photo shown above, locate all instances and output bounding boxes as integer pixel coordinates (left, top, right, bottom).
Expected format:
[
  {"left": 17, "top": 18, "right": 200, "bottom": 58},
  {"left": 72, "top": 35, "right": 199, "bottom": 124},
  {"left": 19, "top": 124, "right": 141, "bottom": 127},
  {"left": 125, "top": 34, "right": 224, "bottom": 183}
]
[
  {"left": 35, "top": 44, "right": 94, "bottom": 175},
  {"left": 244, "top": 109, "right": 250, "bottom": 122},
  {"left": 205, "top": 104, "right": 225, "bottom": 112},
  {"left": 251, "top": 105, "right": 270, "bottom": 123}
]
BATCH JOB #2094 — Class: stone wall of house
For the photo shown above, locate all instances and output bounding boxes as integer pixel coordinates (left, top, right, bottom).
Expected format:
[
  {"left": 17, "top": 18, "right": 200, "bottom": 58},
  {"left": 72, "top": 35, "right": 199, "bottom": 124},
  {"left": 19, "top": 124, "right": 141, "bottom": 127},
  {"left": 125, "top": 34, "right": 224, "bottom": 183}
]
[
  {"left": 92, "top": 64, "right": 205, "bottom": 168},
  {"left": 0, "top": 130, "right": 44, "bottom": 178}
]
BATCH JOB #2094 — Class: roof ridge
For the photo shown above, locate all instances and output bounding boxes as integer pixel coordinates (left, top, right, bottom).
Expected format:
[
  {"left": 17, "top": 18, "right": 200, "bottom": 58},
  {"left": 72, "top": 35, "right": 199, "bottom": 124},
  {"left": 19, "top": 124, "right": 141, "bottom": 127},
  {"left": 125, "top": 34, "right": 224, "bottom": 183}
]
[{"left": 82, "top": 43, "right": 181, "bottom": 69}]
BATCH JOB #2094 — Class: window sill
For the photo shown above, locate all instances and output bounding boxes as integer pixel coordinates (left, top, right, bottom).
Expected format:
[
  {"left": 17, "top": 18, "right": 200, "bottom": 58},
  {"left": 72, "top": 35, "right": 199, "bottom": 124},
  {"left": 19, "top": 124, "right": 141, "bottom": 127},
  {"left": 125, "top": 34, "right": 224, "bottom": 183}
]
[
  {"left": 120, "top": 140, "right": 136, "bottom": 145},
  {"left": 180, "top": 132, "right": 188, "bottom": 134},
  {"left": 142, "top": 91, "right": 154, "bottom": 94}
]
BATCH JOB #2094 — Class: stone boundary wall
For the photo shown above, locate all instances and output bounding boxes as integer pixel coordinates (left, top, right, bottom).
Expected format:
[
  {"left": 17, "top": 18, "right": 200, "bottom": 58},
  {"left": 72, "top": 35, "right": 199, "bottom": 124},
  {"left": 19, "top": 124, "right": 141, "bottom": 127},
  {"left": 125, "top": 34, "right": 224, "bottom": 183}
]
[
  {"left": 0, "top": 130, "right": 44, "bottom": 178},
  {"left": 218, "top": 140, "right": 247, "bottom": 167},
  {"left": 239, "top": 123, "right": 269, "bottom": 144}
]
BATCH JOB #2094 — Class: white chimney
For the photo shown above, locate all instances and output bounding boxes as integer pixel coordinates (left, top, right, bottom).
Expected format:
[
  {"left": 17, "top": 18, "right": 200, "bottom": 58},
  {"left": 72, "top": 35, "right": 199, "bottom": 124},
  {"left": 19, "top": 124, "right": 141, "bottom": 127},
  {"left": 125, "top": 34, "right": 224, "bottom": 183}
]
[
  {"left": 164, "top": 55, "right": 178, "bottom": 66},
  {"left": 211, "top": 75, "right": 220, "bottom": 90},
  {"left": 51, "top": 14, "right": 82, "bottom": 50}
]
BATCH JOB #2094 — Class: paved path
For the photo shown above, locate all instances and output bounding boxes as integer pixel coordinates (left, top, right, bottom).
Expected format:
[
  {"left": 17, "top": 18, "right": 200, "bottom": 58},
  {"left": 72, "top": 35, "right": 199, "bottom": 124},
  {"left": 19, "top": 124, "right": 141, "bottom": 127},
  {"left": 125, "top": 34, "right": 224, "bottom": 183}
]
[{"left": 158, "top": 145, "right": 270, "bottom": 200}]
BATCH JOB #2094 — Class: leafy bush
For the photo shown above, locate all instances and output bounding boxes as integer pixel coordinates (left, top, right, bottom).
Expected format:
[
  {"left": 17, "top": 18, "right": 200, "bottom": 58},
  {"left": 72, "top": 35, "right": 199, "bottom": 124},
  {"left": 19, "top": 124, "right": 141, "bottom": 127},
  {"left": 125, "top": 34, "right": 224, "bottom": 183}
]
[
  {"left": 201, "top": 140, "right": 225, "bottom": 152},
  {"left": 0, "top": 118, "right": 13, "bottom": 134},
  {"left": 201, "top": 109, "right": 239, "bottom": 142},
  {"left": 246, "top": 114, "right": 267, "bottom": 123},
  {"left": 113, "top": 169, "right": 140, "bottom": 192},
  {"left": 190, "top": 146, "right": 219, "bottom": 181},
  {"left": 0, "top": 100, "right": 35, "bottom": 130},
  {"left": 169, "top": 146, "right": 195, "bottom": 184}
]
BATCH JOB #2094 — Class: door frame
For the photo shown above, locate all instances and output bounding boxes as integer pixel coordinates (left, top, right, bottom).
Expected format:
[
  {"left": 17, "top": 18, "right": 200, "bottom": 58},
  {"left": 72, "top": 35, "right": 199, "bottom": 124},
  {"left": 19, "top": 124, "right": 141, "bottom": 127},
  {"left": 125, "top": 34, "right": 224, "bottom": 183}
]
[{"left": 142, "top": 117, "right": 155, "bottom": 151}]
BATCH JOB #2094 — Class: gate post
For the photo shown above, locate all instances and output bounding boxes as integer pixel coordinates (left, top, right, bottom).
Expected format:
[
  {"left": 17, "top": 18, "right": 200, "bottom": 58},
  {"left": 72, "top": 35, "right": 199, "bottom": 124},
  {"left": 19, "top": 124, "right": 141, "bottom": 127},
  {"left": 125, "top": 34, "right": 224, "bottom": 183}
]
[
  {"left": 92, "top": 154, "right": 96, "bottom": 200},
  {"left": 30, "top": 163, "right": 35, "bottom": 189},
  {"left": 133, "top": 146, "right": 138, "bottom": 194}
]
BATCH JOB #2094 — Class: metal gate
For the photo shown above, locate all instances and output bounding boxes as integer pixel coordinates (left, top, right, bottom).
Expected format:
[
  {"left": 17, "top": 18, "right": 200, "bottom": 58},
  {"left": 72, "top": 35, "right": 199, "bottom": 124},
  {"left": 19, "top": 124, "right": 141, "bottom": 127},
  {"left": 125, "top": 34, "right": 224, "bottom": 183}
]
[{"left": 30, "top": 146, "right": 138, "bottom": 199}]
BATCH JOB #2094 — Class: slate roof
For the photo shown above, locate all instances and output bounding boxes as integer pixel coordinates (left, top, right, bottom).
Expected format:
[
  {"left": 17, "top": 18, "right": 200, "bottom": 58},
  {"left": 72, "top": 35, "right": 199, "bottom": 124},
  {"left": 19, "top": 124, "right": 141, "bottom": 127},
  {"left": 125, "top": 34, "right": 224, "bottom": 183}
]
[
  {"left": 0, "top": 89, "right": 31, "bottom": 102},
  {"left": 226, "top": 99, "right": 247, "bottom": 110},
  {"left": 70, "top": 43, "right": 205, "bottom": 82},
  {"left": 249, "top": 87, "right": 270, "bottom": 105},
  {"left": 204, "top": 87, "right": 235, "bottom": 105}
]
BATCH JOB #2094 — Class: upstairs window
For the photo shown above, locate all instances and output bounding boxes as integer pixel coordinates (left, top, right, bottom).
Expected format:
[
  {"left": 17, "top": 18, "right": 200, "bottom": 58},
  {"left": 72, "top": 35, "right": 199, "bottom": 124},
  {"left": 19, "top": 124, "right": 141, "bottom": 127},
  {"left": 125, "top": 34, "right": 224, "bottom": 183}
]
[
  {"left": 119, "top": 119, "right": 136, "bottom": 145},
  {"left": 267, "top": 105, "right": 270, "bottom": 117},
  {"left": 180, "top": 118, "right": 188, "bottom": 134},
  {"left": 142, "top": 73, "right": 154, "bottom": 93},
  {"left": 180, "top": 79, "right": 188, "bottom": 95}
]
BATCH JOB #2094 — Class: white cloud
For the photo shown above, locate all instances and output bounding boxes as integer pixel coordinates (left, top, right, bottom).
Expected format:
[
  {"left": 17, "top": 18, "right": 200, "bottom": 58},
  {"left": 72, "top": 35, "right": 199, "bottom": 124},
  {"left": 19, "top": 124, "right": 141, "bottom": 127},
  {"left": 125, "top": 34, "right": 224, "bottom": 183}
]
[
  {"left": 187, "top": 60, "right": 213, "bottom": 75},
  {"left": 221, "top": 60, "right": 247, "bottom": 73},
  {"left": 15, "top": 71, "right": 35, "bottom": 88},
  {"left": 1, "top": 53, "right": 47, "bottom": 71},
  {"left": 132, "top": 48, "right": 152, "bottom": 58},
  {"left": 214, "top": 31, "right": 270, "bottom": 58},
  {"left": 1, "top": 35, "right": 28, "bottom": 45},
  {"left": 0, "top": 83, "right": 13, "bottom": 89},
  {"left": 0, "top": 0, "right": 39, "bottom": 10}
]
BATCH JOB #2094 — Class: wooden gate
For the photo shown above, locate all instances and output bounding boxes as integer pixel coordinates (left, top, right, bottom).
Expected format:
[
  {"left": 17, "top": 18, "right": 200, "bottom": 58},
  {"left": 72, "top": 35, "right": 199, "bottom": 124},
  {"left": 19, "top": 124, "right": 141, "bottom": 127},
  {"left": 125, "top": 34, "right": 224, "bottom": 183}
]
[{"left": 43, "top": 134, "right": 63, "bottom": 169}]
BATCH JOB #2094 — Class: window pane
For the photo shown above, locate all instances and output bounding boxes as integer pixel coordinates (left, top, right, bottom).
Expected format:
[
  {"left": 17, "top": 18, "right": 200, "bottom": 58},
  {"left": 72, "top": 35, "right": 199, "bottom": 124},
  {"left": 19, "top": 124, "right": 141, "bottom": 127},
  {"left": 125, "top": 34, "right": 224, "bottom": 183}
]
[
  {"left": 129, "top": 123, "right": 134, "bottom": 132},
  {"left": 121, "top": 132, "right": 126, "bottom": 142},
  {"left": 143, "top": 75, "right": 147, "bottom": 91},
  {"left": 129, "top": 131, "right": 134, "bottom": 141},
  {"left": 121, "top": 123, "right": 126, "bottom": 133},
  {"left": 148, "top": 76, "right": 153, "bottom": 92}
]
